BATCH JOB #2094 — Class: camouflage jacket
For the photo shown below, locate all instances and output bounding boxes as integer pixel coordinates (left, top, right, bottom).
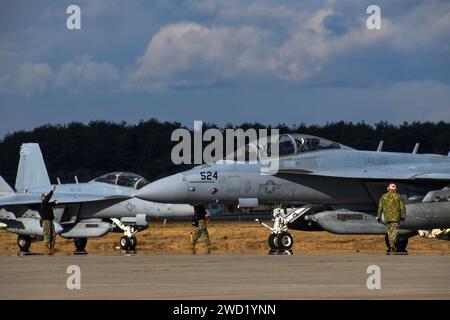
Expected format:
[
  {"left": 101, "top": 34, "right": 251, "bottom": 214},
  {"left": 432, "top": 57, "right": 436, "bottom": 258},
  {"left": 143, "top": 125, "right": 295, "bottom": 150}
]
[{"left": 377, "top": 190, "right": 406, "bottom": 223}]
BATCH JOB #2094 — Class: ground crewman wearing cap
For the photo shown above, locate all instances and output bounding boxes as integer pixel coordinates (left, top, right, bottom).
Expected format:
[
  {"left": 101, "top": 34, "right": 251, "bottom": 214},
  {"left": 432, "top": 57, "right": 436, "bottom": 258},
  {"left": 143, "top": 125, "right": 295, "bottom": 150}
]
[{"left": 376, "top": 183, "right": 406, "bottom": 254}]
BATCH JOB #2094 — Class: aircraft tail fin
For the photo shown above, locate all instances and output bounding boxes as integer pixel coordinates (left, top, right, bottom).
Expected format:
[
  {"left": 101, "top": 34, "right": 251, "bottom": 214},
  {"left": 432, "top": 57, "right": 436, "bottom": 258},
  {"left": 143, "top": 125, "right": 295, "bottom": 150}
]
[
  {"left": 15, "top": 143, "right": 51, "bottom": 192},
  {"left": 0, "top": 176, "right": 14, "bottom": 193}
]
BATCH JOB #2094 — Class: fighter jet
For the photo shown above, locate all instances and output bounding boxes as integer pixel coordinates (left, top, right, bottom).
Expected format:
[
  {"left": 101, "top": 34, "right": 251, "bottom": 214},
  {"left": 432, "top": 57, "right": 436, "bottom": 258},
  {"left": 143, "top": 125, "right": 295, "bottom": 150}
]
[
  {"left": 0, "top": 143, "right": 193, "bottom": 253},
  {"left": 136, "top": 133, "right": 450, "bottom": 252}
]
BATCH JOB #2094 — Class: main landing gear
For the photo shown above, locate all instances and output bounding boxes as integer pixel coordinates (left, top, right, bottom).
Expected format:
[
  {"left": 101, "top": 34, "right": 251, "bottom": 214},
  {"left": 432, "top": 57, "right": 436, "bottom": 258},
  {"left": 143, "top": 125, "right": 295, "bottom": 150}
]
[
  {"left": 17, "top": 235, "right": 32, "bottom": 252},
  {"left": 385, "top": 235, "right": 409, "bottom": 255},
  {"left": 73, "top": 237, "right": 88, "bottom": 255},
  {"left": 17, "top": 235, "right": 47, "bottom": 256}
]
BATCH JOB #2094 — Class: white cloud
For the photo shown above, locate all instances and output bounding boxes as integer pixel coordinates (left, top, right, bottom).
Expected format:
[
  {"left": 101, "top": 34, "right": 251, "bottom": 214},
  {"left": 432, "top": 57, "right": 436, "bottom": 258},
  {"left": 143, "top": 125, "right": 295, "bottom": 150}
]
[
  {"left": 2, "top": 1, "right": 450, "bottom": 95},
  {"left": 0, "top": 57, "right": 119, "bottom": 96},
  {"left": 122, "top": 22, "right": 275, "bottom": 90},
  {"left": 122, "top": 11, "right": 387, "bottom": 90},
  {"left": 121, "top": 1, "right": 450, "bottom": 90},
  {"left": 16, "top": 62, "right": 52, "bottom": 95},
  {"left": 55, "top": 55, "right": 119, "bottom": 91},
  {"left": 384, "top": 3, "right": 450, "bottom": 52}
]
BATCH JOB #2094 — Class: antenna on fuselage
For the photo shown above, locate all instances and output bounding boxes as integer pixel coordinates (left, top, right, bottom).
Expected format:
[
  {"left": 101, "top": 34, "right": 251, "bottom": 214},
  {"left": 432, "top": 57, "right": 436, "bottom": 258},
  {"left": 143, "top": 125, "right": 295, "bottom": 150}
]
[
  {"left": 74, "top": 176, "right": 79, "bottom": 184},
  {"left": 412, "top": 143, "right": 420, "bottom": 154},
  {"left": 56, "top": 177, "right": 61, "bottom": 185},
  {"left": 376, "top": 140, "right": 384, "bottom": 152}
]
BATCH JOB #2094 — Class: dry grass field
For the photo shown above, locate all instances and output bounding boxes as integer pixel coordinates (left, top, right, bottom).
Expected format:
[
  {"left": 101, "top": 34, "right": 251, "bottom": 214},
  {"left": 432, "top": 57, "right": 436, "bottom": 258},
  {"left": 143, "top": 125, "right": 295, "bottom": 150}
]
[{"left": 1, "top": 220, "right": 449, "bottom": 255}]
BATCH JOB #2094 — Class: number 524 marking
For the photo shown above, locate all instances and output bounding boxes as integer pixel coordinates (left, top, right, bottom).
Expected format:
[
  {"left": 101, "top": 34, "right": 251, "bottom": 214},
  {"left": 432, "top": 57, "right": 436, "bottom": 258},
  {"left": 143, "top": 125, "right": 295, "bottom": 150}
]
[{"left": 200, "top": 171, "right": 218, "bottom": 181}]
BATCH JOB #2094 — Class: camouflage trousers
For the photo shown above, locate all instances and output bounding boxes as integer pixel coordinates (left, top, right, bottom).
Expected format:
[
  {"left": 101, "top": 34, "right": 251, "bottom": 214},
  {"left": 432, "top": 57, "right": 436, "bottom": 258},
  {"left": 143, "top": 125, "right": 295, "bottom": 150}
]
[
  {"left": 42, "top": 220, "right": 56, "bottom": 249},
  {"left": 386, "top": 222, "right": 399, "bottom": 248},
  {"left": 191, "top": 220, "right": 211, "bottom": 251}
]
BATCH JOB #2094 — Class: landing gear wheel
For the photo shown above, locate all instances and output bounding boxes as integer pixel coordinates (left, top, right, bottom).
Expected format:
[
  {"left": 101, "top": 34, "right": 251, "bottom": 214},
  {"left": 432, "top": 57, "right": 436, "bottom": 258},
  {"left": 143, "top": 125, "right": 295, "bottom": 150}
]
[
  {"left": 268, "top": 234, "right": 278, "bottom": 249},
  {"left": 74, "top": 237, "right": 87, "bottom": 252},
  {"left": 120, "top": 236, "right": 130, "bottom": 251},
  {"left": 18, "top": 235, "right": 31, "bottom": 252},
  {"left": 128, "top": 237, "right": 137, "bottom": 251},
  {"left": 385, "top": 235, "right": 408, "bottom": 253},
  {"left": 276, "top": 232, "right": 293, "bottom": 250}
]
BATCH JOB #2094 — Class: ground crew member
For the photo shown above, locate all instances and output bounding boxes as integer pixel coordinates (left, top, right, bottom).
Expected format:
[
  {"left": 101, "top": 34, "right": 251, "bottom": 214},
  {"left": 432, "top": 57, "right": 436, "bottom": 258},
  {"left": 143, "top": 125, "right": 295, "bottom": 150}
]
[
  {"left": 40, "top": 185, "right": 58, "bottom": 255},
  {"left": 191, "top": 205, "right": 211, "bottom": 254},
  {"left": 376, "top": 183, "right": 406, "bottom": 254}
]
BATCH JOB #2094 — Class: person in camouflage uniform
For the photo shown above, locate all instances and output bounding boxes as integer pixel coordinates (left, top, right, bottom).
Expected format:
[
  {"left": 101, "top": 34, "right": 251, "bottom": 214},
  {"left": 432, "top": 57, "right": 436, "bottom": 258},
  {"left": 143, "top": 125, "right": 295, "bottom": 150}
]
[
  {"left": 191, "top": 205, "right": 211, "bottom": 254},
  {"left": 377, "top": 183, "right": 406, "bottom": 253},
  {"left": 40, "top": 185, "right": 58, "bottom": 255}
]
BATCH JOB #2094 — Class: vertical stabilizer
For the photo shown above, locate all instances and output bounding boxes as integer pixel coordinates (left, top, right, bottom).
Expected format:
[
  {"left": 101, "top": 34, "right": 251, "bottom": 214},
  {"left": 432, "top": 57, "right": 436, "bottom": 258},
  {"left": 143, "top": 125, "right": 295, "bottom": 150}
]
[{"left": 15, "top": 143, "right": 50, "bottom": 192}]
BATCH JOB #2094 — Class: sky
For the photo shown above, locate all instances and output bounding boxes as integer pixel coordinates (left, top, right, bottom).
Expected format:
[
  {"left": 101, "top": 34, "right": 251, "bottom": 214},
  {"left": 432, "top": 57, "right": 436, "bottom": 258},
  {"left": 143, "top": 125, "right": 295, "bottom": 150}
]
[{"left": 0, "top": 0, "right": 449, "bottom": 138}]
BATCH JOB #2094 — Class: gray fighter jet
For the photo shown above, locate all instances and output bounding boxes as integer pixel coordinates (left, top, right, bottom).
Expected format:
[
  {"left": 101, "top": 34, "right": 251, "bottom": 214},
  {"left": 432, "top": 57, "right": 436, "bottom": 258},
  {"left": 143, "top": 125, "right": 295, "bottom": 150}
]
[
  {"left": 136, "top": 134, "right": 450, "bottom": 252},
  {"left": 0, "top": 143, "right": 193, "bottom": 253}
]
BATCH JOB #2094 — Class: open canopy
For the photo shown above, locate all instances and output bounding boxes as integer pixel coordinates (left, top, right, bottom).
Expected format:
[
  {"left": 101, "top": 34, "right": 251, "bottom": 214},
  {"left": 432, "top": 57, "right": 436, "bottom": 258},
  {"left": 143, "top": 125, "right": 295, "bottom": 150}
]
[
  {"left": 228, "top": 134, "right": 353, "bottom": 161},
  {"left": 276, "top": 134, "right": 353, "bottom": 156},
  {"left": 92, "top": 172, "right": 150, "bottom": 189}
]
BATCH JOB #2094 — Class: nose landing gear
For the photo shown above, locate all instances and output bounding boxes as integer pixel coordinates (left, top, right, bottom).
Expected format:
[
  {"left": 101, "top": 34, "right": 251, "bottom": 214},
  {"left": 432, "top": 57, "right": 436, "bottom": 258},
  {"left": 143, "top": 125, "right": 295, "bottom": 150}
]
[
  {"left": 268, "top": 232, "right": 294, "bottom": 250},
  {"left": 111, "top": 218, "right": 139, "bottom": 254},
  {"left": 256, "top": 217, "right": 294, "bottom": 255},
  {"left": 256, "top": 205, "right": 316, "bottom": 255},
  {"left": 120, "top": 235, "right": 137, "bottom": 251}
]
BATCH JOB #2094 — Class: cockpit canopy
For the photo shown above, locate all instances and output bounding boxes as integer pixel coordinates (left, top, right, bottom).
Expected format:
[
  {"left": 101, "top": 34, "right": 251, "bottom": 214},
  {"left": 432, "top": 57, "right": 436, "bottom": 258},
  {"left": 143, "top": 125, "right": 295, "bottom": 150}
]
[
  {"left": 92, "top": 172, "right": 150, "bottom": 189},
  {"left": 276, "top": 134, "right": 353, "bottom": 156},
  {"left": 224, "top": 134, "right": 353, "bottom": 162}
]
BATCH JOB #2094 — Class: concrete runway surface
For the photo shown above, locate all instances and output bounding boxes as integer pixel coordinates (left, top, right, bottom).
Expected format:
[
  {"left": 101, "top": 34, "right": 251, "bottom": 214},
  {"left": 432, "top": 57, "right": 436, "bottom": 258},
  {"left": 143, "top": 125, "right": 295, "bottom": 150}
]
[{"left": 0, "top": 253, "right": 449, "bottom": 299}]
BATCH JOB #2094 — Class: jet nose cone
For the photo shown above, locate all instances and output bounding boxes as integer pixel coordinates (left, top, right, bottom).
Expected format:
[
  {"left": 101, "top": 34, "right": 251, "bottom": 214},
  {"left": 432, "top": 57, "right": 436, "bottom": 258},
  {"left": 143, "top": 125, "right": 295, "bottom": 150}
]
[{"left": 136, "top": 173, "right": 188, "bottom": 203}]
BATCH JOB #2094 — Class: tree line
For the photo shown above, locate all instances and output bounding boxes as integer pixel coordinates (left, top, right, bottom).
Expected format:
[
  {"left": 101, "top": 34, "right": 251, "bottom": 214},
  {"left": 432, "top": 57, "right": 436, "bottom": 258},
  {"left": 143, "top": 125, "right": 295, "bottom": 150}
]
[{"left": 0, "top": 119, "right": 449, "bottom": 187}]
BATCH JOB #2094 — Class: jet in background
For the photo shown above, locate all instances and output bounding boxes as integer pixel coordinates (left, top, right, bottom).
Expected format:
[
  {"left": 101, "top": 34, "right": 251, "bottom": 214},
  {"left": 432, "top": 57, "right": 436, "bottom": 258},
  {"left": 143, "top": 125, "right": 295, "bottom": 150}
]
[
  {"left": 0, "top": 143, "right": 193, "bottom": 253},
  {"left": 137, "top": 134, "right": 450, "bottom": 252}
]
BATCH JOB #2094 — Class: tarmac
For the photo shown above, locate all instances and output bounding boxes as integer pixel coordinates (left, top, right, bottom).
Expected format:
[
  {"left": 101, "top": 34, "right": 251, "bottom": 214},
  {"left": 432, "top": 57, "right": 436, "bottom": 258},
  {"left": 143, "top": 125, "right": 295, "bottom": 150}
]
[{"left": 0, "top": 253, "right": 449, "bottom": 299}]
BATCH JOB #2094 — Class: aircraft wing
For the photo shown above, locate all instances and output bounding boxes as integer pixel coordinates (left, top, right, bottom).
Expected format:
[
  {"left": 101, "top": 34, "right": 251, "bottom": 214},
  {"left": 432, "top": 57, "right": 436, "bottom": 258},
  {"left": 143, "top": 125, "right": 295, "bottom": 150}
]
[
  {"left": 0, "top": 193, "right": 131, "bottom": 207},
  {"left": 262, "top": 164, "right": 450, "bottom": 181}
]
